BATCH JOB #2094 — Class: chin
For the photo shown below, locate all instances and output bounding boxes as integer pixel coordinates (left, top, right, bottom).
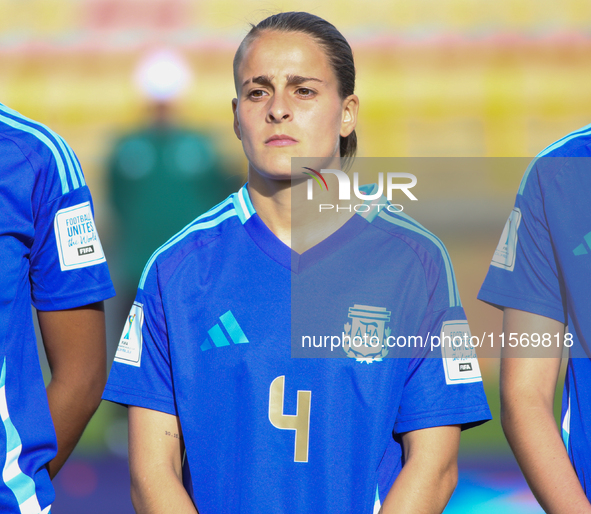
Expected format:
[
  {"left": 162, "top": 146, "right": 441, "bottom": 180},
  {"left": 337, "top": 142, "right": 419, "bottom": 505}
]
[
  {"left": 262, "top": 170, "right": 293, "bottom": 182},
  {"left": 249, "top": 157, "right": 294, "bottom": 181}
]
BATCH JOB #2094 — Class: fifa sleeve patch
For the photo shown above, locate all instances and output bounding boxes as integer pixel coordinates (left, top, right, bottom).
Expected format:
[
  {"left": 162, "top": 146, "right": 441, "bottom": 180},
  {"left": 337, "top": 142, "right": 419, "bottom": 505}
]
[
  {"left": 491, "top": 207, "right": 521, "bottom": 271},
  {"left": 114, "top": 303, "right": 144, "bottom": 367},
  {"left": 440, "top": 320, "right": 483, "bottom": 385},
  {"left": 54, "top": 202, "right": 106, "bottom": 271}
]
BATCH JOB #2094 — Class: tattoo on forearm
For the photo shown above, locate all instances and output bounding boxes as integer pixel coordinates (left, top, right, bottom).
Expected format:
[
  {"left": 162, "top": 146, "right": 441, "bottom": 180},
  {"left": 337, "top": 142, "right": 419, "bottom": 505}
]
[{"left": 164, "top": 430, "right": 180, "bottom": 439}]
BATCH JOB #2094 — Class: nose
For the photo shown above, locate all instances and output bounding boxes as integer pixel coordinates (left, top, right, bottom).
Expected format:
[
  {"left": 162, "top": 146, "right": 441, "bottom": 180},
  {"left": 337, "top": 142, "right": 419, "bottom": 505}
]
[{"left": 266, "top": 92, "right": 292, "bottom": 123}]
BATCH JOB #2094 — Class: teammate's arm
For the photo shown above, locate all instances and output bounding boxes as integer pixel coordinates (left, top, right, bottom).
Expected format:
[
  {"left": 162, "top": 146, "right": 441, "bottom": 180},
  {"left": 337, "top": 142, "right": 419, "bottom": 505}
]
[
  {"left": 380, "top": 425, "right": 460, "bottom": 514},
  {"left": 37, "top": 302, "right": 107, "bottom": 478},
  {"left": 501, "top": 308, "right": 591, "bottom": 514},
  {"left": 128, "top": 406, "right": 198, "bottom": 514}
]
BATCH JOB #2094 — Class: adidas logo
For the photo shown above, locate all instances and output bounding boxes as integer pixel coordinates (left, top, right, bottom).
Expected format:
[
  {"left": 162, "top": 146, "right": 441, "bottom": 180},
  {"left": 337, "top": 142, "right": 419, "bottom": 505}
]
[
  {"left": 200, "top": 310, "right": 249, "bottom": 351},
  {"left": 573, "top": 231, "right": 591, "bottom": 256}
]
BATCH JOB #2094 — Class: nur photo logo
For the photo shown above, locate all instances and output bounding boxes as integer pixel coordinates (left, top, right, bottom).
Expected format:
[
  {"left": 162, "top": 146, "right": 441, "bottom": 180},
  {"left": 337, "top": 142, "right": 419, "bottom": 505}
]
[
  {"left": 302, "top": 168, "right": 418, "bottom": 213},
  {"left": 301, "top": 167, "right": 329, "bottom": 191}
]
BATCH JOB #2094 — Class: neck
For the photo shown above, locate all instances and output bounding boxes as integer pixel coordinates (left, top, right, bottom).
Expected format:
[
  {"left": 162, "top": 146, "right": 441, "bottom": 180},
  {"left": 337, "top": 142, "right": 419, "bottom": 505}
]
[{"left": 247, "top": 160, "right": 356, "bottom": 253}]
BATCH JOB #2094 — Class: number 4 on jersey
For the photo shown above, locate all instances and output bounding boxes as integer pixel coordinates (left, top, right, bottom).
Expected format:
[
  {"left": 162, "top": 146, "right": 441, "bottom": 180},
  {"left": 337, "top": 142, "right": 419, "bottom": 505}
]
[{"left": 268, "top": 376, "right": 312, "bottom": 463}]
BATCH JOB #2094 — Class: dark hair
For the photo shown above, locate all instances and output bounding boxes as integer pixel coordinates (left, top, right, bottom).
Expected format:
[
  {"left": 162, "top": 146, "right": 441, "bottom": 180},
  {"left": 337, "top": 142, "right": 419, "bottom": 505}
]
[{"left": 233, "top": 12, "right": 357, "bottom": 163}]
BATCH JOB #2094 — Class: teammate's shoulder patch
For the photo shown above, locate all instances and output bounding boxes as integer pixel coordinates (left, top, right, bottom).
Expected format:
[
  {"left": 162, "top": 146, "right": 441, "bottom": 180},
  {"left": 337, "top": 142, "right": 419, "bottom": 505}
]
[
  {"left": 491, "top": 207, "right": 521, "bottom": 271},
  {"left": 54, "top": 201, "right": 106, "bottom": 270},
  {"left": 440, "top": 320, "right": 482, "bottom": 385},
  {"left": 114, "top": 303, "right": 144, "bottom": 367}
]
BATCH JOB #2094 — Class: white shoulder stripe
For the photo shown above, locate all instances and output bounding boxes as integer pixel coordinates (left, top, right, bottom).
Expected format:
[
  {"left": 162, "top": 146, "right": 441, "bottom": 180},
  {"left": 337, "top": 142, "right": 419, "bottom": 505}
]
[
  {"left": 233, "top": 184, "right": 255, "bottom": 224},
  {"left": 59, "top": 134, "right": 86, "bottom": 187},
  {"left": 518, "top": 124, "right": 591, "bottom": 195},
  {"left": 139, "top": 206, "right": 237, "bottom": 289},
  {"left": 378, "top": 210, "right": 459, "bottom": 308},
  {"left": 238, "top": 187, "right": 250, "bottom": 223},
  {"left": 0, "top": 113, "right": 71, "bottom": 195},
  {"left": 0, "top": 104, "right": 83, "bottom": 194}
]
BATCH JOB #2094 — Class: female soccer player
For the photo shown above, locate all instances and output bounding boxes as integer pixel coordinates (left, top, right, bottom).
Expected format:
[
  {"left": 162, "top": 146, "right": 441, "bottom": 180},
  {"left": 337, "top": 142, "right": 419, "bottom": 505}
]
[{"left": 104, "top": 12, "right": 491, "bottom": 513}]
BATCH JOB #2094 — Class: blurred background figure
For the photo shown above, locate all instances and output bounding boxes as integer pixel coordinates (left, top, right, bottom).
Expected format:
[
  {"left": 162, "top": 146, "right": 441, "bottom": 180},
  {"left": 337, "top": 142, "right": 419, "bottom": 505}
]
[{"left": 107, "top": 48, "right": 240, "bottom": 310}]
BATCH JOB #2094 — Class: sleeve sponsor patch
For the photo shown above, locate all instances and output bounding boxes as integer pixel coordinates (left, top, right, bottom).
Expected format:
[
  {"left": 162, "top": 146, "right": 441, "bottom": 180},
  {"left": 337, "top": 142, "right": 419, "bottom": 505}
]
[
  {"left": 114, "top": 303, "right": 144, "bottom": 367},
  {"left": 440, "top": 320, "right": 483, "bottom": 385},
  {"left": 491, "top": 207, "right": 521, "bottom": 271},
  {"left": 54, "top": 202, "right": 106, "bottom": 271}
]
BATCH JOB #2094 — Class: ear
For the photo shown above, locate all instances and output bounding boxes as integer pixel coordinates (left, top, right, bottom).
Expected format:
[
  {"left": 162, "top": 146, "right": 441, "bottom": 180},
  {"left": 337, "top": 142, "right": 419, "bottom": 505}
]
[
  {"left": 340, "top": 94, "right": 359, "bottom": 138},
  {"left": 232, "top": 98, "right": 241, "bottom": 140}
]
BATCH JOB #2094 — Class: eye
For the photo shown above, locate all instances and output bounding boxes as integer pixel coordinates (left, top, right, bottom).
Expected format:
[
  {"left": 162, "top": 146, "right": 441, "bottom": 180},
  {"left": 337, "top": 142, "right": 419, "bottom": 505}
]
[
  {"left": 248, "top": 89, "right": 268, "bottom": 99},
  {"left": 296, "top": 87, "right": 315, "bottom": 97}
]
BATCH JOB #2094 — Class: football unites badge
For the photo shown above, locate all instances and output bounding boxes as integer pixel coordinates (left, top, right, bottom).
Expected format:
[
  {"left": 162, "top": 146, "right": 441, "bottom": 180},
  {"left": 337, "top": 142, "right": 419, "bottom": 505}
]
[{"left": 343, "top": 305, "right": 391, "bottom": 363}]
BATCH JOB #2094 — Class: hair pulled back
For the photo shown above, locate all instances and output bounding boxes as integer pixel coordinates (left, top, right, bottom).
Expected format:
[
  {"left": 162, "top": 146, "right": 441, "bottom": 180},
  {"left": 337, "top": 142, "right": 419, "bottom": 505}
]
[{"left": 233, "top": 12, "right": 357, "bottom": 163}]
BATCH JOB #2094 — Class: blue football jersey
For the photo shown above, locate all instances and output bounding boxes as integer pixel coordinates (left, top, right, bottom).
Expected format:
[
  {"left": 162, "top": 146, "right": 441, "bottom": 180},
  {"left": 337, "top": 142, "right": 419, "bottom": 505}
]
[
  {"left": 0, "top": 103, "right": 115, "bottom": 513},
  {"left": 104, "top": 184, "right": 491, "bottom": 513},
  {"left": 478, "top": 124, "right": 591, "bottom": 496}
]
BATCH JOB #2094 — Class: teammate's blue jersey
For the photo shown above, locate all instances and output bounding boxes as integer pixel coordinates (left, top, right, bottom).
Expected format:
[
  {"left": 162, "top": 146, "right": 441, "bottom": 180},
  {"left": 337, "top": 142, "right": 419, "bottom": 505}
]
[
  {"left": 104, "top": 184, "right": 491, "bottom": 513},
  {"left": 0, "top": 103, "right": 115, "bottom": 513},
  {"left": 478, "top": 124, "right": 591, "bottom": 496}
]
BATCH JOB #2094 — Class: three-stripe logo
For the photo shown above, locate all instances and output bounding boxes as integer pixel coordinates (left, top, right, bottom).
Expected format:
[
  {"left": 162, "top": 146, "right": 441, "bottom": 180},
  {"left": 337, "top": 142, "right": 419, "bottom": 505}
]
[
  {"left": 573, "top": 231, "right": 591, "bottom": 256},
  {"left": 200, "top": 310, "right": 249, "bottom": 351}
]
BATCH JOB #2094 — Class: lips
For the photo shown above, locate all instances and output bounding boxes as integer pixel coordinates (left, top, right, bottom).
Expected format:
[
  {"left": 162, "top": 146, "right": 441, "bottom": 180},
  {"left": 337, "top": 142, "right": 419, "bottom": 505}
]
[{"left": 265, "top": 134, "right": 298, "bottom": 147}]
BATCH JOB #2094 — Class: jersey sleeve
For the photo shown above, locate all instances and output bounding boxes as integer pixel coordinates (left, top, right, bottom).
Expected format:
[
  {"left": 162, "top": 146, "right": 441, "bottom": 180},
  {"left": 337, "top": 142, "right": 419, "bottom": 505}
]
[
  {"left": 27, "top": 135, "right": 114, "bottom": 310},
  {"left": 394, "top": 248, "right": 491, "bottom": 434},
  {"left": 102, "top": 266, "right": 177, "bottom": 416},
  {"left": 478, "top": 160, "right": 565, "bottom": 322}
]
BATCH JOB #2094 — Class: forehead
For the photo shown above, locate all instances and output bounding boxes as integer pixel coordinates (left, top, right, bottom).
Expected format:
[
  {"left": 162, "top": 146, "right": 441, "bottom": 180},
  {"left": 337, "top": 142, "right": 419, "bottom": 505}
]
[{"left": 237, "top": 30, "right": 334, "bottom": 85}]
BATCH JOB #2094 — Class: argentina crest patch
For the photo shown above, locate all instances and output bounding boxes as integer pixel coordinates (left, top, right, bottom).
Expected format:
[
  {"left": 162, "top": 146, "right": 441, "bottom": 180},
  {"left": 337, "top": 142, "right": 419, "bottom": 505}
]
[{"left": 343, "top": 304, "right": 391, "bottom": 364}]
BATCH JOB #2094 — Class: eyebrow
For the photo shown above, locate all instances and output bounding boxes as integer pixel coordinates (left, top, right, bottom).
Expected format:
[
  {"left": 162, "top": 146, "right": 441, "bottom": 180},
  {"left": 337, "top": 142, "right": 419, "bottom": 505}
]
[{"left": 241, "top": 74, "right": 324, "bottom": 89}]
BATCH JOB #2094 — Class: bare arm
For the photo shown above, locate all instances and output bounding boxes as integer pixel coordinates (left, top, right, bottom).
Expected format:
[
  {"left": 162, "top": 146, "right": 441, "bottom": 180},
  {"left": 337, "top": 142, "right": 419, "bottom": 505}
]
[
  {"left": 501, "top": 308, "right": 591, "bottom": 514},
  {"left": 380, "top": 425, "right": 460, "bottom": 514},
  {"left": 37, "top": 302, "right": 107, "bottom": 478},
  {"left": 128, "top": 406, "right": 198, "bottom": 513}
]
